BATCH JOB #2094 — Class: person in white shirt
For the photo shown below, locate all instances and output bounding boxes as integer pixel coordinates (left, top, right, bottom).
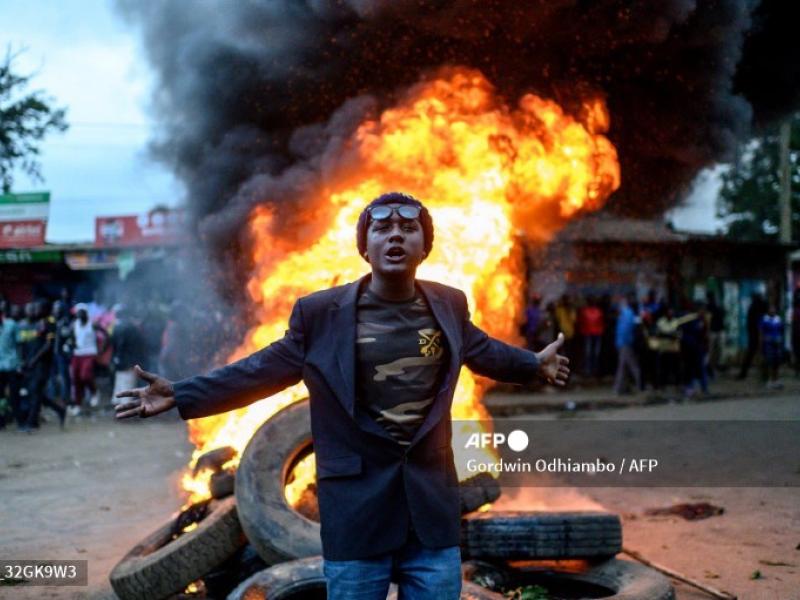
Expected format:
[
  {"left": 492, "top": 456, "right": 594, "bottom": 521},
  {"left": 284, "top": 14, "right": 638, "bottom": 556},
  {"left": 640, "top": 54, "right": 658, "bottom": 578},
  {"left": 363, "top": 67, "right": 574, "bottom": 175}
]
[{"left": 69, "top": 303, "right": 106, "bottom": 415}]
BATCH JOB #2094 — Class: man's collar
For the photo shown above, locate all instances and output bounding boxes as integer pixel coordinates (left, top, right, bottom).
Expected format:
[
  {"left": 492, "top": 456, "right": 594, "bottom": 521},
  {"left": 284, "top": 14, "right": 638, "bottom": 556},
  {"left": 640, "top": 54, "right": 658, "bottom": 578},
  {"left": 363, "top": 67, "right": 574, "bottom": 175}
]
[{"left": 334, "top": 274, "right": 446, "bottom": 308}]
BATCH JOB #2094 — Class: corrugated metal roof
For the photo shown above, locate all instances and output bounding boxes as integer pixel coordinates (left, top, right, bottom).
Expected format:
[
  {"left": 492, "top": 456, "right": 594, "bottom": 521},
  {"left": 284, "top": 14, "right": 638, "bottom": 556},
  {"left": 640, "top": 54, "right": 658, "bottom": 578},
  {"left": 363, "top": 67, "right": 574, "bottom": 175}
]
[{"left": 555, "top": 214, "right": 688, "bottom": 243}]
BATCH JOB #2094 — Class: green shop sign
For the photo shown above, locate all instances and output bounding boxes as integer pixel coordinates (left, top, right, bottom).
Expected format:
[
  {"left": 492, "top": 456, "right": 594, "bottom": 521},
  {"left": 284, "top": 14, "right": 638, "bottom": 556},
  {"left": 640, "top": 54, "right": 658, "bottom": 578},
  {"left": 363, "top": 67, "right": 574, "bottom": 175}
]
[
  {"left": 0, "top": 249, "right": 62, "bottom": 263},
  {"left": 0, "top": 192, "right": 50, "bottom": 221},
  {"left": 0, "top": 192, "right": 50, "bottom": 203}
]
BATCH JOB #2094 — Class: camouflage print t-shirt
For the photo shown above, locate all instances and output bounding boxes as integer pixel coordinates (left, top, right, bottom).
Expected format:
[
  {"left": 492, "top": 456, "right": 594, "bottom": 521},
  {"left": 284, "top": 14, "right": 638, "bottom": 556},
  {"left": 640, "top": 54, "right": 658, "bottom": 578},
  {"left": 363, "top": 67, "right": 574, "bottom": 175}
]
[{"left": 355, "top": 287, "right": 447, "bottom": 445}]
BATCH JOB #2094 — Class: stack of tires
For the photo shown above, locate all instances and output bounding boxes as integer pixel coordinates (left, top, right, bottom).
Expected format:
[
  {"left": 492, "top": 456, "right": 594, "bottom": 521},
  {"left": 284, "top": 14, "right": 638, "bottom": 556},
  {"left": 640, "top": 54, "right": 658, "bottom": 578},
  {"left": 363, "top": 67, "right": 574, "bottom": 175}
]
[{"left": 110, "top": 400, "right": 674, "bottom": 599}]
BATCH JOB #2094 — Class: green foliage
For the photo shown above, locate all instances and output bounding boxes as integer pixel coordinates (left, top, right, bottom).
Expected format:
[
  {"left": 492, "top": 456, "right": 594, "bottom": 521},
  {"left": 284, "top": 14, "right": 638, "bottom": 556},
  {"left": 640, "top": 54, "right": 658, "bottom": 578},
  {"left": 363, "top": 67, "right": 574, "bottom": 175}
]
[
  {"left": 717, "top": 113, "right": 800, "bottom": 241},
  {"left": 0, "top": 49, "right": 68, "bottom": 193}
]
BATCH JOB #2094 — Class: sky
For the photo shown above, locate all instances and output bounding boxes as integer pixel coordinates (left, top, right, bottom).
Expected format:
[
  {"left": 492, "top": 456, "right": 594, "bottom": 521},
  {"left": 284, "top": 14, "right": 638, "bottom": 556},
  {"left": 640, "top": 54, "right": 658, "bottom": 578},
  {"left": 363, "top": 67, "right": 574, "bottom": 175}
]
[
  {"left": 1, "top": 0, "right": 182, "bottom": 243},
  {"left": 1, "top": 0, "right": 721, "bottom": 244}
]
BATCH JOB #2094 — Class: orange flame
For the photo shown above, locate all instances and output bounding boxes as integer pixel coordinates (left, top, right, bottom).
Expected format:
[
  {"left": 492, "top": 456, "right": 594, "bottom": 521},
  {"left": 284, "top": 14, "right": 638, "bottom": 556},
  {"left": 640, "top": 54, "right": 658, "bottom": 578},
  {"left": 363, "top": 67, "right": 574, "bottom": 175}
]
[{"left": 180, "top": 67, "right": 619, "bottom": 506}]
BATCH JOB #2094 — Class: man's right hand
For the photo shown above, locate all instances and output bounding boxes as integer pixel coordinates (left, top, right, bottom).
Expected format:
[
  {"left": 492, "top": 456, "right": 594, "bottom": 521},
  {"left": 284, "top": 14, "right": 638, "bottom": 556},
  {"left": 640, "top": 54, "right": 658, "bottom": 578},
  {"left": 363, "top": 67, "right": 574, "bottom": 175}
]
[{"left": 115, "top": 365, "right": 176, "bottom": 419}]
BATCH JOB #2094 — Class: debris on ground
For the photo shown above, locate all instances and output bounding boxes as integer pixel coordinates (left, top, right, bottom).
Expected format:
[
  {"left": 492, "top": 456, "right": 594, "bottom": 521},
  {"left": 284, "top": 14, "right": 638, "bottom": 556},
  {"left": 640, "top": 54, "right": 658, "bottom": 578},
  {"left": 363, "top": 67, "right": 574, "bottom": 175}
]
[
  {"left": 758, "top": 560, "right": 795, "bottom": 567},
  {"left": 644, "top": 502, "right": 724, "bottom": 520},
  {"left": 624, "top": 546, "right": 737, "bottom": 600},
  {"left": 504, "top": 585, "right": 549, "bottom": 599}
]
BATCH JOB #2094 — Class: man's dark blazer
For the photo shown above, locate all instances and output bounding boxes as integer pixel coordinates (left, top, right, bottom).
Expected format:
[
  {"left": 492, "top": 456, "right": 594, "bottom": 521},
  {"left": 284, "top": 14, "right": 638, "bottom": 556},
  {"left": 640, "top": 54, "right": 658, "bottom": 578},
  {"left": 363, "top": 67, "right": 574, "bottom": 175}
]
[{"left": 174, "top": 275, "right": 541, "bottom": 560}]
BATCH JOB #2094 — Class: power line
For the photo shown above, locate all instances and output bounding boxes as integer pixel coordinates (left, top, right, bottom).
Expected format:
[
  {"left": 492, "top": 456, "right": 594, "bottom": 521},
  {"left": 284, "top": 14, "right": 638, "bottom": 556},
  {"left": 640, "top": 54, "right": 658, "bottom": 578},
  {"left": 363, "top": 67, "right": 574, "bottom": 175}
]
[{"left": 67, "top": 121, "right": 152, "bottom": 129}]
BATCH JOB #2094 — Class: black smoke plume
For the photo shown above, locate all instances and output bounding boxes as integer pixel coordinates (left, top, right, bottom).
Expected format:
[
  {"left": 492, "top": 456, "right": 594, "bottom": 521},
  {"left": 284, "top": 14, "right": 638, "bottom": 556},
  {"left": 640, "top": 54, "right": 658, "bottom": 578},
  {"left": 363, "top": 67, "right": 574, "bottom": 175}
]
[{"left": 116, "top": 0, "right": 800, "bottom": 273}]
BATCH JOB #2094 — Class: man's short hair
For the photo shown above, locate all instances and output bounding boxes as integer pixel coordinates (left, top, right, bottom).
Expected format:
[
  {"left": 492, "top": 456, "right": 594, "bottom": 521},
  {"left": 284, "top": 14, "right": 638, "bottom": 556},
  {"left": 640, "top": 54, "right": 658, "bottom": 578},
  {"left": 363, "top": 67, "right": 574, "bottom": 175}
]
[{"left": 356, "top": 192, "right": 434, "bottom": 259}]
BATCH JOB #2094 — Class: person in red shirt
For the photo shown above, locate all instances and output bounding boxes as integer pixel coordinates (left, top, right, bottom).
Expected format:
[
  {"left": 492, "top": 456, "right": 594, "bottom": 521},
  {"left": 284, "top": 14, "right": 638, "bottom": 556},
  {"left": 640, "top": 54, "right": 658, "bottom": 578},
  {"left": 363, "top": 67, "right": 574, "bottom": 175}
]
[{"left": 579, "top": 296, "right": 605, "bottom": 378}]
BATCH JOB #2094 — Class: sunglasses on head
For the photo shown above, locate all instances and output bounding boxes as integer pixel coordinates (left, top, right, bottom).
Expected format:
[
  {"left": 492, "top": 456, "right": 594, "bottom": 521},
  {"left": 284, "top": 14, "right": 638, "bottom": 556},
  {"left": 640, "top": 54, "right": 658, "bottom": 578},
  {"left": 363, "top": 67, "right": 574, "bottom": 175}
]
[{"left": 367, "top": 205, "right": 421, "bottom": 222}]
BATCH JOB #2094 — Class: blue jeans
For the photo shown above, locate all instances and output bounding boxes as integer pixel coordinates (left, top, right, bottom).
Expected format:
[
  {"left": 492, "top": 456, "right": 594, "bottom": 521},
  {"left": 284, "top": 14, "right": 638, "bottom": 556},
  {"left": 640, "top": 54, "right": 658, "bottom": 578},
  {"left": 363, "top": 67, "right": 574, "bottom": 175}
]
[{"left": 323, "top": 528, "right": 461, "bottom": 600}]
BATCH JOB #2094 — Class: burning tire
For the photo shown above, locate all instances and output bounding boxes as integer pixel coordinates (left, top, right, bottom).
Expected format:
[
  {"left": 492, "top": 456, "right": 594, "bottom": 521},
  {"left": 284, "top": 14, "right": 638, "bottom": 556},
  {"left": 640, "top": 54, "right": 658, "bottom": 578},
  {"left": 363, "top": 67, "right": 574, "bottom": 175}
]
[
  {"left": 538, "top": 558, "right": 675, "bottom": 600},
  {"left": 461, "top": 511, "right": 622, "bottom": 560},
  {"left": 109, "top": 496, "right": 245, "bottom": 600},
  {"left": 202, "top": 544, "right": 268, "bottom": 599},
  {"left": 459, "top": 472, "right": 501, "bottom": 514},
  {"left": 235, "top": 399, "right": 322, "bottom": 564},
  {"left": 228, "top": 556, "right": 325, "bottom": 600},
  {"left": 464, "top": 558, "right": 674, "bottom": 600},
  {"left": 210, "top": 468, "right": 236, "bottom": 499},
  {"left": 229, "top": 556, "right": 505, "bottom": 600}
]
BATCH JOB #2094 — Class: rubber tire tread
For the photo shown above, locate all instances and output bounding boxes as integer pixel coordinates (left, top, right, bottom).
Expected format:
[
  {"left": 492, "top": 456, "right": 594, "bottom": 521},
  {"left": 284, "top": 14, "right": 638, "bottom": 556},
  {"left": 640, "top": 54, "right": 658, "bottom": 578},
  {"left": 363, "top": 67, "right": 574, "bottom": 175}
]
[
  {"left": 229, "top": 556, "right": 505, "bottom": 600},
  {"left": 507, "top": 558, "right": 675, "bottom": 600},
  {"left": 228, "top": 556, "right": 324, "bottom": 599},
  {"left": 109, "top": 496, "right": 245, "bottom": 600},
  {"left": 235, "top": 399, "right": 322, "bottom": 564},
  {"left": 460, "top": 473, "right": 502, "bottom": 514},
  {"left": 461, "top": 511, "right": 622, "bottom": 560}
]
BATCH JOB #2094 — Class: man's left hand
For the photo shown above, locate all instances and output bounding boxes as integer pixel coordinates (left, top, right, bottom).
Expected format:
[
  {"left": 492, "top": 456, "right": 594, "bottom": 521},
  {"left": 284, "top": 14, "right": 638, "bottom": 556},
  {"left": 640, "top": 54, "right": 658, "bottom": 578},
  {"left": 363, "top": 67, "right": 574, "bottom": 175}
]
[{"left": 536, "top": 332, "right": 570, "bottom": 386}]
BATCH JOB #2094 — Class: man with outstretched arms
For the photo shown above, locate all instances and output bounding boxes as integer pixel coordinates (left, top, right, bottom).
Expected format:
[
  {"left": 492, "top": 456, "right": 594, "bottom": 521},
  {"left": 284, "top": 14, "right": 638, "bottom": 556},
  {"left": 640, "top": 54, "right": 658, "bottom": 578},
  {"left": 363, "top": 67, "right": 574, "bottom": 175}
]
[{"left": 116, "top": 192, "right": 569, "bottom": 600}]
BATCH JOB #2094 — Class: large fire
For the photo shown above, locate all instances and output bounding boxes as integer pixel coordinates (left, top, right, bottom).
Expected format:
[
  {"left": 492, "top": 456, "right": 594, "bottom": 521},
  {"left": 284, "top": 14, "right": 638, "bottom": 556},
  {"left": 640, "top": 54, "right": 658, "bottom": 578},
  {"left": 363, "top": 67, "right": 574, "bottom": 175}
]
[{"left": 181, "top": 68, "right": 620, "bottom": 506}]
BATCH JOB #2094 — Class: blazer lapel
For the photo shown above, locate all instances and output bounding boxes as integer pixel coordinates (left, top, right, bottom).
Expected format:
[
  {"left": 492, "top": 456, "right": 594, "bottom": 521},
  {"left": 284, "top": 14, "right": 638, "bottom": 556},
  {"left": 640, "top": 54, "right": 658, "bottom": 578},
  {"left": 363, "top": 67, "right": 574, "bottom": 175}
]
[
  {"left": 408, "top": 280, "right": 463, "bottom": 448},
  {"left": 329, "top": 276, "right": 366, "bottom": 418},
  {"left": 423, "top": 288, "right": 462, "bottom": 370}
]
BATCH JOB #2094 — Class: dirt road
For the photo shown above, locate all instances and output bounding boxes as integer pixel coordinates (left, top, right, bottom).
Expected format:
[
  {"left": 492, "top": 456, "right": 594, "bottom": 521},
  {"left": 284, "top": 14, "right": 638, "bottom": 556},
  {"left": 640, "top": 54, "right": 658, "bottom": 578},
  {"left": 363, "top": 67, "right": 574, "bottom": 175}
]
[
  {"left": 1, "top": 394, "right": 797, "bottom": 599},
  {"left": 1, "top": 412, "right": 191, "bottom": 599},
  {"left": 562, "top": 395, "right": 800, "bottom": 600}
]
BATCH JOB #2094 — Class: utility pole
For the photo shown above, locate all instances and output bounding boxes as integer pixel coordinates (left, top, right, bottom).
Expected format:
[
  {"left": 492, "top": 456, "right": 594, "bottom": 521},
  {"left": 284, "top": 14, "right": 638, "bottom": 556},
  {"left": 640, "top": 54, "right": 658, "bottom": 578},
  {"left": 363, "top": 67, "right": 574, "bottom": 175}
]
[
  {"left": 778, "top": 120, "right": 792, "bottom": 244},
  {"left": 777, "top": 120, "right": 794, "bottom": 346}
]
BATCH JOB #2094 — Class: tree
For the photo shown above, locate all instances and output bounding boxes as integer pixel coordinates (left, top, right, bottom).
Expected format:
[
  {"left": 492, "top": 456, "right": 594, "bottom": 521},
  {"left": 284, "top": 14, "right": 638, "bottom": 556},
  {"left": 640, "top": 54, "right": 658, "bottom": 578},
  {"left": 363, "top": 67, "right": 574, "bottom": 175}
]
[
  {"left": 717, "top": 113, "right": 800, "bottom": 242},
  {"left": 0, "top": 49, "right": 68, "bottom": 194}
]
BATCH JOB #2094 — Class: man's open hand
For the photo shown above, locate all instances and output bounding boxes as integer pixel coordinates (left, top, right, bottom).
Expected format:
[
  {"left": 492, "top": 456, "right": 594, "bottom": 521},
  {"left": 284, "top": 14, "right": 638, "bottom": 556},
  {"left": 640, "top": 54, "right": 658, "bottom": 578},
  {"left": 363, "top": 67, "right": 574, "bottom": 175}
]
[
  {"left": 535, "top": 332, "right": 570, "bottom": 386},
  {"left": 114, "top": 365, "right": 177, "bottom": 419}
]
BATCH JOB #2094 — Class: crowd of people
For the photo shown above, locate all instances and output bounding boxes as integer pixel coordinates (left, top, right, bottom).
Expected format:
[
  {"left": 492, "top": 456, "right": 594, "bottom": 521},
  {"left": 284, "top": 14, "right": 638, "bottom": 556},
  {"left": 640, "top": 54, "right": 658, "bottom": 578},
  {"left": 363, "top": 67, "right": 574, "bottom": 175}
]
[
  {"left": 2, "top": 283, "right": 798, "bottom": 431},
  {"left": 0, "top": 290, "right": 226, "bottom": 433},
  {"left": 523, "top": 288, "right": 800, "bottom": 397}
]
